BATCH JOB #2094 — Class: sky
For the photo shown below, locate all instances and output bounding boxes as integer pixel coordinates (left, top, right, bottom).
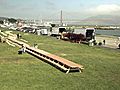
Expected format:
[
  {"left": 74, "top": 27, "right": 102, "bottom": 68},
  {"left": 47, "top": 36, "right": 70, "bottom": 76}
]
[{"left": 0, "top": 0, "right": 120, "bottom": 20}]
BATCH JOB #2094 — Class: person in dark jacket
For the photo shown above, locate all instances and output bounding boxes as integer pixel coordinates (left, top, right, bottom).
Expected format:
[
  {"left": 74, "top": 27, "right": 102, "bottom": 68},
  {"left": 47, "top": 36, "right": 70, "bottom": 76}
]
[{"left": 103, "top": 40, "right": 105, "bottom": 45}]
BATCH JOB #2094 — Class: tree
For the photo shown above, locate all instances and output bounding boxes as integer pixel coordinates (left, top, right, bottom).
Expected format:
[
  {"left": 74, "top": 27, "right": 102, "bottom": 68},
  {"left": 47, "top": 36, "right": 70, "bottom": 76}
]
[
  {"left": 0, "top": 20, "right": 4, "bottom": 24},
  {"left": 8, "top": 18, "right": 17, "bottom": 23}
]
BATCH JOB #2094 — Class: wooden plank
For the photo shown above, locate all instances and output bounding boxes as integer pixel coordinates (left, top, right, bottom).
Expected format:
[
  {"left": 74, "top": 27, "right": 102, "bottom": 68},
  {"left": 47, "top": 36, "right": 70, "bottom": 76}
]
[
  {"left": 25, "top": 49, "right": 69, "bottom": 71},
  {"left": 27, "top": 46, "right": 84, "bottom": 69}
]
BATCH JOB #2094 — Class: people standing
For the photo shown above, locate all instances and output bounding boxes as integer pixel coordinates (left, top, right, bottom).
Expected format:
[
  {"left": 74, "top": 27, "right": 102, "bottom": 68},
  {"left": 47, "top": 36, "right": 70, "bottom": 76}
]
[
  {"left": 118, "top": 44, "right": 120, "bottom": 49},
  {"left": 103, "top": 40, "right": 105, "bottom": 45}
]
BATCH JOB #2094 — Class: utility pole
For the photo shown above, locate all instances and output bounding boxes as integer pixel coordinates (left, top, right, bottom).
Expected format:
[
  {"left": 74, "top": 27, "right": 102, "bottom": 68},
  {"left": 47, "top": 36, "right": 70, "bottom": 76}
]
[{"left": 60, "top": 10, "right": 63, "bottom": 26}]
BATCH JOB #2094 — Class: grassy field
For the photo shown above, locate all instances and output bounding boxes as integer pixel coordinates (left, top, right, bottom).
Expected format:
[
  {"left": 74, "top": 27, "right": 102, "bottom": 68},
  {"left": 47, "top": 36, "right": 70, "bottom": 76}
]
[{"left": 0, "top": 28, "right": 120, "bottom": 90}]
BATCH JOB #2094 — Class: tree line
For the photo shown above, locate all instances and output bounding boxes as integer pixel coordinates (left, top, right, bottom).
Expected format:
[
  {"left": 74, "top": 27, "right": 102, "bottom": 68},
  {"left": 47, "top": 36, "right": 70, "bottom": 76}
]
[{"left": 0, "top": 18, "right": 17, "bottom": 24}]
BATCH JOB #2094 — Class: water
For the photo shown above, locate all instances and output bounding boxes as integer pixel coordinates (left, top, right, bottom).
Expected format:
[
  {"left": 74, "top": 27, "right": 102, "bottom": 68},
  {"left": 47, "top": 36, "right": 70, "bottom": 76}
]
[{"left": 96, "top": 30, "right": 120, "bottom": 37}]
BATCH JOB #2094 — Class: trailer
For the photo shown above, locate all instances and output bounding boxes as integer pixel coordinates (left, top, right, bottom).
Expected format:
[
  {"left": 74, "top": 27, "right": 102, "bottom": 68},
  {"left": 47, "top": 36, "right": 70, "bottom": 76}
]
[
  {"left": 74, "top": 28, "right": 95, "bottom": 41},
  {"left": 41, "top": 29, "right": 48, "bottom": 35},
  {"left": 51, "top": 27, "right": 67, "bottom": 36},
  {"left": 36, "top": 26, "right": 51, "bottom": 35}
]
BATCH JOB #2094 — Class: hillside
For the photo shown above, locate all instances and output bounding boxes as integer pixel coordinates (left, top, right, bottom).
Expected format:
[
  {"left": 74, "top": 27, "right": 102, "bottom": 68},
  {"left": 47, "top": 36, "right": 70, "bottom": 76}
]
[
  {"left": 69, "top": 15, "right": 120, "bottom": 25},
  {"left": 80, "top": 15, "right": 120, "bottom": 25}
]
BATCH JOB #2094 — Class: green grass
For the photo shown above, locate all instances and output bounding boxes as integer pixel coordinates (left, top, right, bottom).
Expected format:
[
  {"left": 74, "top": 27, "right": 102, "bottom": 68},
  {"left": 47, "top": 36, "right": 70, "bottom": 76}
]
[{"left": 0, "top": 28, "right": 120, "bottom": 90}]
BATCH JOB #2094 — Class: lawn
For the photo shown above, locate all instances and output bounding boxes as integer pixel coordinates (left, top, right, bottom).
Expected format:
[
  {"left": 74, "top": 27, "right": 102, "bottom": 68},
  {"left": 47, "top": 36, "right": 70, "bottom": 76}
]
[{"left": 0, "top": 28, "right": 120, "bottom": 90}]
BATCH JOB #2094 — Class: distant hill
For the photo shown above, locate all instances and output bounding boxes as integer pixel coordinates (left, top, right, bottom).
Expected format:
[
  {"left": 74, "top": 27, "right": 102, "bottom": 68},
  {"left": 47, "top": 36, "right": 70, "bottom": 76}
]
[
  {"left": 0, "top": 17, "right": 8, "bottom": 21},
  {"left": 79, "top": 15, "right": 120, "bottom": 25}
]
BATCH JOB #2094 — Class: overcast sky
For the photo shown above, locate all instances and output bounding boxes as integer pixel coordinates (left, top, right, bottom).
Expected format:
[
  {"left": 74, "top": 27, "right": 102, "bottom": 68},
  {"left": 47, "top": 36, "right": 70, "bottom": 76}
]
[{"left": 0, "top": 0, "right": 120, "bottom": 20}]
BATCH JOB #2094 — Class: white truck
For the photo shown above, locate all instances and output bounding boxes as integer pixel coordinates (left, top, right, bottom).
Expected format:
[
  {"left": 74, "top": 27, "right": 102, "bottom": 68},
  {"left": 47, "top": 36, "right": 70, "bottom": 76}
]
[{"left": 73, "top": 28, "right": 95, "bottom": 41}]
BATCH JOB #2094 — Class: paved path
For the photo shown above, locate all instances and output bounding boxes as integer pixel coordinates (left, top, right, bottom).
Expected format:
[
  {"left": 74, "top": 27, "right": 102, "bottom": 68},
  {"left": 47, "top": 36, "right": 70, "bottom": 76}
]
[{"left": 96, "top": 35, "right": 120, "bottom": 49}]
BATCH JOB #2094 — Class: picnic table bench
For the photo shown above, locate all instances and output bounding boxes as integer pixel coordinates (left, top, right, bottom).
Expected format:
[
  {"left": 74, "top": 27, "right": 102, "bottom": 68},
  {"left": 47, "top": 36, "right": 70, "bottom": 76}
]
[{"left": 6, "top": 35, "right": 84, "bottom": 73}]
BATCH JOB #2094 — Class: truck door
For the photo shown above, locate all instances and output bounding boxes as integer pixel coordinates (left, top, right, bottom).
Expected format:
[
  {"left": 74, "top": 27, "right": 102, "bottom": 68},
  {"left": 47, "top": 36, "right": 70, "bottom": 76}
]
[{"left": 86, "top": 30, "right": 94, "bottom": 40}]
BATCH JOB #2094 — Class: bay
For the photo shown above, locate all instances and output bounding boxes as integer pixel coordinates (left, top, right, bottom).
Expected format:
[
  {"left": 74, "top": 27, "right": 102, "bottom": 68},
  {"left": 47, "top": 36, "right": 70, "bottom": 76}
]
[{"left": 96, "top": 30, "right": 120, "bottom": 37}]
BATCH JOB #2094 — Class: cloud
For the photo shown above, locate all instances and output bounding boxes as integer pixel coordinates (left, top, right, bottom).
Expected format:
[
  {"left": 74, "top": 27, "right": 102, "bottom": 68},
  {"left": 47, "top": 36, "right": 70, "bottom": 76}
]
[
  {"left": 46, "top": 1, "right": 55, "bottom": 6},
  {"left": 88, "top": 4, "right": 120, "bottom": 15},
  {"left": 0, "top": 0, "right": 7, "bottom": 3},
  {"left": 0, "top": 0, "right": 8, "bottom": 6},
  {"left": 0, "top": 0, "right": 17, "bottom": 9},
  {"left": 45, "top": 0, "right": 57, "bottom": 10}
]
